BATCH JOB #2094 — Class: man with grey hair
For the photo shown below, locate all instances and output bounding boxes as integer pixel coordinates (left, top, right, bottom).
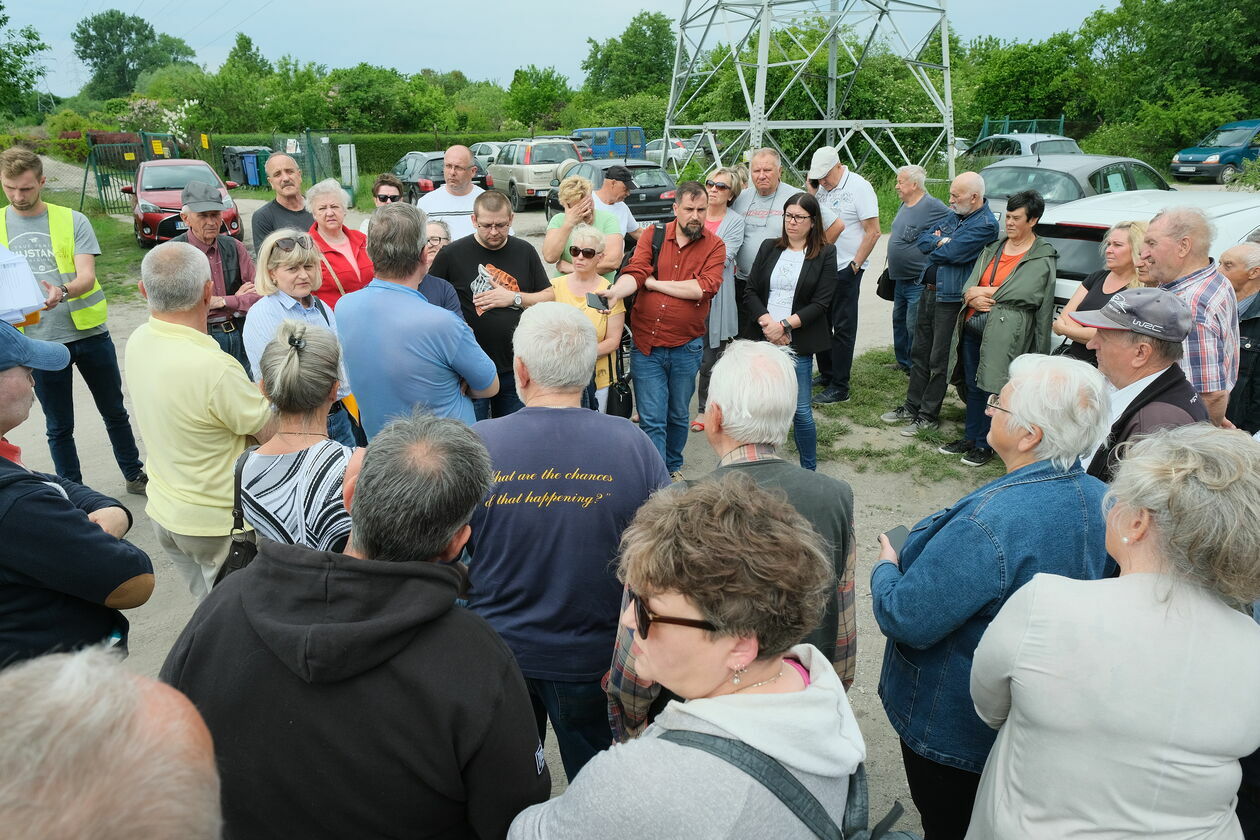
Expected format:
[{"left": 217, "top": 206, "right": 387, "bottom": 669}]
[
  {"left": 162, "top": 413, "right": 550, "bottom": 838},
  {"left": 251, "top": 152, "right": 313, "bottom": 245},
  {"left": 125, "top": 241, "right": 273, "bottom": 599},
  {"left": 417, "top": 144, "right": 483, "bottom": 241},
  {"left": 1140, "top": 206, "right": 1238, "bottom": 425},
  {"left": 467, "top": 302, "right": 668, "bottom": 780},
  {"left": 887, "top": 165, "right": 949, "bottom": 371},
  {"left": 1221, "top": 242, "right": 1260, "bottom": 432},
  {"left": 1072, "top": 287, "right": 1208, "bottom": 481},
  {"left": 336, "top": 201, "right": 498, "bottom": 437},
  {"left": 0, "top": 648, "right": 221, "bottom": 839},
  {"left": 882, "top": 171, "right": 999, "bottom": 434},
  {"left": 606, "top": 339, "right": 856, "bottom": 741}
]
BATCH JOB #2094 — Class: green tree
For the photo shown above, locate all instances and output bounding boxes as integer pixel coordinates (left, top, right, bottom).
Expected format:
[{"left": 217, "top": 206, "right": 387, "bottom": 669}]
[
  {"left": 71, "top": 11, "right": 195, "bottom": 99},
  {"left": 135, "top": 62, "right": 206, "bottom": 100},
  {"left": 582, "top": 11, "right": 676, "bottom": 98},
  {"left": 221, "top": 33, "right": 272, "bottom": 77},
  {"left": 324, "top": 64, "right": 413, "bottom": 132},
  {"left": 968, "top": 32, "right": 1086, "bottom": 122},
  {"left": 262, "top": 57, "right": 330, "bottom": 131},
  {"left": 0, "top": 2, "right": 48, "bottom": 117},
  {"left": 506, "top": 65, "right": 569, "bottom": 134},
  {"left": 454, "top": 81, "right": 508, "bottom": 131}
]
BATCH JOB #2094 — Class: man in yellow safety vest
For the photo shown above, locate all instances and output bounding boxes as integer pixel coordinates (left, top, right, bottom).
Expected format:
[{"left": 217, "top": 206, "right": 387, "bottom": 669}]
[{"left": 0, "top": 147, "right": 147, "bottom": 494}]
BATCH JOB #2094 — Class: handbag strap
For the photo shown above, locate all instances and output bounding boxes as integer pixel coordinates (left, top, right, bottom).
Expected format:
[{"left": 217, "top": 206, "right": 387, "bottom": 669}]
[
  {"left": 232, "top": 445, "right": 259, "bottom": 533},
  {"left": 318, "top": 254, "right": 347, "bottom": 297},
  {"left": 659, "top": 730, "right": 842, "bottom": 840}
]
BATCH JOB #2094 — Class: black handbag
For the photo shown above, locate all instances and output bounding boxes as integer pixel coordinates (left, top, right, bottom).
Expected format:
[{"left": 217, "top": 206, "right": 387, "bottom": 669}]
[
  {"left": 213, "top": 446, "right": 259, "bottom": 587},
  {"left": 963, "top": 250, "right": 1004, "bottom": 339},
  {"left": 875, "top": 267, "right": 895, "bottom": 302},
  {"left": 606, "top": 329, "right": 634, "bottom": 418}
]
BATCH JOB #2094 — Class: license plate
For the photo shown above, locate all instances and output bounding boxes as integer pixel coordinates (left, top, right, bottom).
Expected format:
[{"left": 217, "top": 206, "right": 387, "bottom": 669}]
[
  {"left": 1178, "top": 166, "right": 1195, "bottom": 172},
  {"left": 174, "top": 220, "right": 188, "bottom": 229}
]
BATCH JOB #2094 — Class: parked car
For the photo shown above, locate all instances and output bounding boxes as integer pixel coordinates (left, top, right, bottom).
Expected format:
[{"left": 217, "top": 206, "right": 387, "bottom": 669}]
[
  {"left": 122, "top": 158, "right": 241, "bottom": 248},
  {"left": 962, "top": 133, "right": 1083, "bottom": 163},
  {"left": 573, "top": 126, "right": 647, "bottom": 159},
  {"left": 980, "top": 154, "right": 1172, "bottom": 217},
  {"left": 529, "top": 135, "right": 593, "bottom": 160},
  {"left": 487, "top": 138, "right": 580, "bottom": 210},
  {"left": 1036, "top": 190, "right": 1260, "bottom": 311},
  {"left": 470, "top": 142, "right": 503, "bottom": 169},
  {"left": 545, "top": 159, "right": 677, "bottom": 225},
  {"left": 391, "top": 151, "right": 490, "bottom": 203},
  {"left": 1171, "top": 119, "right": 1260, "bottom": 184}
]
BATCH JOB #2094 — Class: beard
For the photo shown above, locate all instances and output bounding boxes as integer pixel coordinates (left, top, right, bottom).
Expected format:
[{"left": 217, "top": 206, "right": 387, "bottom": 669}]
[{"left": 681, "top": 218, "right": 704, "bottom": 238}]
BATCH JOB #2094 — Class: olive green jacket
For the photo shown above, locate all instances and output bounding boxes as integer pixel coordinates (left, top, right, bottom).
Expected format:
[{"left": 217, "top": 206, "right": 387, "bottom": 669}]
[{"left": 950, "top": 236, "right": 1058, "bottom": 395}]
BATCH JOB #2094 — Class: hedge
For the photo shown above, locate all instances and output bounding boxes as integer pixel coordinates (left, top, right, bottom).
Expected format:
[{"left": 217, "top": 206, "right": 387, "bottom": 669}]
[{"left": 209, "top": 131, "right": 524, "bottom": 176}]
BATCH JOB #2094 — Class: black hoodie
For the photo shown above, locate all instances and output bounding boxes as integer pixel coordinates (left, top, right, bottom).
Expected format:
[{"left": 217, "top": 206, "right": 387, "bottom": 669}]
[{"left": 161, "top": 539, "right": 550, "bottom": 840}]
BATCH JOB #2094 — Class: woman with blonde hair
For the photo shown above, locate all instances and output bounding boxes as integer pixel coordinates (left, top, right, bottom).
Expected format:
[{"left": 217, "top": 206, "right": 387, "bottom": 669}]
[
  {"left": 1053, "top": 220, "right": 1148, "bottom": 365},
  {"left": 542, "top": 175, "right": 623, "bottom": 278},
  {"left": 549, "top": 223, "right": 626, "bottom": 411}
]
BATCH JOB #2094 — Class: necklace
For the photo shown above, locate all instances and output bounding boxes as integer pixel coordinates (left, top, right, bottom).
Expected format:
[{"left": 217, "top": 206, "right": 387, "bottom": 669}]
[
  {"left": 731, "top": 665, "right": 785, "bottom": 694},
  {"left": 277, "top": 430, "right": 327, "bottom": 438}
]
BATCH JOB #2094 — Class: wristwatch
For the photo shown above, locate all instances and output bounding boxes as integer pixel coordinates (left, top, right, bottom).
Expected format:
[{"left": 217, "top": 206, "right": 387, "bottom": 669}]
[
  {"left": 779, "top": 318, "right": 793, "bottom": 336},
  {"left": 512, "top": 292, "right": 523, "bottom": 309},
  {"left": 57, "top": 284, "right": 69, "bottom": 302}
]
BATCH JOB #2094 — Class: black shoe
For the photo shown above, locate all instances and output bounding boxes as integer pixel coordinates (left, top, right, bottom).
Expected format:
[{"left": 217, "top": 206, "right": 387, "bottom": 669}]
[
  {"left": 811, "top": 373, "right": 829, "bottom": 388},
  {"left": 937, "top": 438, "right": 971, "bottom": 456},
  {"left": 883, "top": 362, "right": 910, "bottom": 372},
  {"left": 125, "top": 471, "right": 149, "bottom": 495},
  {"left": 961, "top": 447, "right": 994, "bottom": 467},
  {"left": 812, "top": 386, "right": 849, "bottom": 405}
]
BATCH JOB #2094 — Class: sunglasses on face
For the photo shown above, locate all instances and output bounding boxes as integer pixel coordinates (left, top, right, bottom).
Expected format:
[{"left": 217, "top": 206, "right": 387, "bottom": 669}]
[
  {"left": 274, "top": 235, "right": 313, "bottom": 253},
  {"left": 375, "top": 193, "right": 401, "bottom": 203},
  {"left": 705, "top": 179, "right": 732, "bottom": 191},
  {"left": 568, "top": 246, "right": 599, "bottom": 259},
  {"left": 629, "top": 590, "right": 717, "bottom": 638}
]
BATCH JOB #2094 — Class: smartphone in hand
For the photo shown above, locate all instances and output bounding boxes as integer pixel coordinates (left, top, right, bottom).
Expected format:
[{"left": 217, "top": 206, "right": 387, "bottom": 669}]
[
  {"left": 585, "top": 292, "right": 609, "bottom": 310},
  {"left": 882, "top": 525, "right": 910, "bottom": 555}
]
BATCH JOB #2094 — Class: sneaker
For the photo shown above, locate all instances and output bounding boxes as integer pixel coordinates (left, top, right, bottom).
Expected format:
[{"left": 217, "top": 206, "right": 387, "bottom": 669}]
[
  {"left": 880, "top": 406, "right": 914, "bottom": 424},
  {"left": 670, "top": 470, "right": 686, "bottom": 483},
  {"left": 812, "top": 386, "right": 849, "bottom": 405},
  {"left": 125, "top": 471, "right": 148, "bottom": 496},
  {"left": 961, "top": 447, "right": 995, "bottom": 467},
  {"left": 937, "top": 438, "right": 971, "bottom": 456},
  {"left": 811, "top": 373, "right": 829, "bottom": 388},
  {"left": 900, "top": 418, "right": 940, "bottom": 437}
]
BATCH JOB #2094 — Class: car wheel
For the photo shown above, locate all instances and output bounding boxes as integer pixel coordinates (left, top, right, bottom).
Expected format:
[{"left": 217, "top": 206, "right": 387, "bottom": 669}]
[
  {"left": 545, "top": 199, "right": 555, "bottom": 221},
  {"left": 508, "top": 183, "right": 525, "bottom": 212},
  {"left": 1218, "top": 164, "right": 1240, "bottom": 185}
]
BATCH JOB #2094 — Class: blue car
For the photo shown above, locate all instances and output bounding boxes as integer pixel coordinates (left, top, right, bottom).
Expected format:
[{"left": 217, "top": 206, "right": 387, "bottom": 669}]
[{"left": 1171, "top": 119, "right": 1260, "bottom": 184}]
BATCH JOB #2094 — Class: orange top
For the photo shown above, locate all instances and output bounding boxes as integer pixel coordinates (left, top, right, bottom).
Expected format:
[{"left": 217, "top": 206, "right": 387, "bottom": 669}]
[{"left": 966, "top": 250, "right": 1024, "bottom": 320}]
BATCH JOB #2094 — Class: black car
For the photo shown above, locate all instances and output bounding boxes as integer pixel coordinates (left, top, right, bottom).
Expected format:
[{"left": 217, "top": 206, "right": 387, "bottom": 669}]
[
  {"left": 545, "top": 159, "right": 677, "bottom": 223},
  {"left": 390, "top": 151, "right": 490, "bottom": 203}
]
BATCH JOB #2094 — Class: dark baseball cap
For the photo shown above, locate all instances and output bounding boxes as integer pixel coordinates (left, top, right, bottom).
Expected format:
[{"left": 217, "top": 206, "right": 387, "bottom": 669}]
[
  {"left": 182, "top": 180, "right": 228, "bottom": 213},
  {"left": 1070, "top": 287, "right": 1191, "bottom": 342},
  {"left": 0, "top": 320, "right": 70, "bottom": 371},
  {"left": 603, "top": 166, "right": 637, "bottom": 188}
]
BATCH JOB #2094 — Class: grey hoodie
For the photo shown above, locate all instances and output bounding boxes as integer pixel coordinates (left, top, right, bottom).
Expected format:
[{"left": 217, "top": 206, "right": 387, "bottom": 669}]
[{"left": 509, "top": 644, "right": 866, "bottom": 839}]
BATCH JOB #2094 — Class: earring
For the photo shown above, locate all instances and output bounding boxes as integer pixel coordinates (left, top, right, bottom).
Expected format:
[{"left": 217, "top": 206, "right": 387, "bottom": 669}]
[{"left": 731, "top": 665, "right": 747, "bottom": 685}]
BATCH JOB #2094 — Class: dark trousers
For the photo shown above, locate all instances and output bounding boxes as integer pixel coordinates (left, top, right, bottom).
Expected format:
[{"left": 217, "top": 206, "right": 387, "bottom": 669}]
[
  {"left": 900, "top": 740, "right": 981, "bottom": 840},
  {"left": 697, "top": 338, "right": 731, "bottom": 411},
  {"left": 904, "top": 287, "right": 963, "bottom": 423},
  {"left": 208, "top": 320, "right": 252, "bottom": 378},
  {"left": 474, "top": 369, "right": 524, "bottom": 421},
  {"left": 526, "top": 677, "right": 613, "bottom": 783},
  {"left": 961, "top": 329, "right": 992, "bottom": 449},
  {"left": 31, "top": 332, "right": 143, "bottom": 484},
  {"left": 815, "top": 264, "right": 863, "bottom": 395}
]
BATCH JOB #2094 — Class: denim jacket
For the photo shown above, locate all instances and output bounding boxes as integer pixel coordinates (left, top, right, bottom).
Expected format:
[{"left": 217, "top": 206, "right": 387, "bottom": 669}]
[
  {"left": 872, "top": 459, "right": 1108, "bottom": 773},
  {"left": 915, "top": 206, "right": 1000, "bottom": 303}
]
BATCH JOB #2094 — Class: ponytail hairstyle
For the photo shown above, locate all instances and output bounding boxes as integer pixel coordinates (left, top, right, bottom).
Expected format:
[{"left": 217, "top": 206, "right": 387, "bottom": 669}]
[{"left": 258, "top": 321, "right": 341, "bottom": 415}]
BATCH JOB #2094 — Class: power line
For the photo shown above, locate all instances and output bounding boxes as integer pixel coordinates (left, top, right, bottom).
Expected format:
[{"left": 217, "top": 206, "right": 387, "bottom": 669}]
[
  {"left": 197, "top": 0, "right": 275, "bottom": 51},
  {"left": 178, "top": 0, "right": 236, "bottom": 42}
]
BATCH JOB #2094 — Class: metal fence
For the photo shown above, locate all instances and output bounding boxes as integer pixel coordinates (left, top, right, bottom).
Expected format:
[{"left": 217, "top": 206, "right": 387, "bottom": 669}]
[{"left": 81, "top": 131, "right": 213, "bottom": 214}]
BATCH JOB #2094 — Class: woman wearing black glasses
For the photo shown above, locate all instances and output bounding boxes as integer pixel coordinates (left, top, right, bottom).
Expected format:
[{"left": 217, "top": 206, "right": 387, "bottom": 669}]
[
  {"left": 692, "top": 167, "right": 746, "bottom": 433},
  {"left": 740, "top": 192, "right": 837, "bottom": 470},
  {"left": 509, "top": 475, "right": 865, "bottom": 839},
  {"left": 548, "top": 223, "right": 626, "bottom": 412}
]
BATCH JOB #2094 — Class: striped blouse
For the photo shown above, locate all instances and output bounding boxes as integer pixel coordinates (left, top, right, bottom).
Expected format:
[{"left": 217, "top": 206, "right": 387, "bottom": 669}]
[{"left": 241, "top": 439, "right": 354, "bottom": 552}]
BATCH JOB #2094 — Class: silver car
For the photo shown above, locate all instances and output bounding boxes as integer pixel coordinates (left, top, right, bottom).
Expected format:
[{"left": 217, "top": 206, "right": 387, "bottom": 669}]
[
  {"left": 962, "top": 133, "right": 1082, "bottom": 163},
  {"left": 980, "top": 154, "right": 1172, "bottom": 217}
]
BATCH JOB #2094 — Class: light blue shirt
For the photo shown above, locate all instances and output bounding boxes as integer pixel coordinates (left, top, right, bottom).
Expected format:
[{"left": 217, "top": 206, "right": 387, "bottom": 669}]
[
  {"left": 335, "top": 279, "right": 497, "bottom": 435},
  {"left": 242, "top": 290, "right": 350, "bottom": 399}
]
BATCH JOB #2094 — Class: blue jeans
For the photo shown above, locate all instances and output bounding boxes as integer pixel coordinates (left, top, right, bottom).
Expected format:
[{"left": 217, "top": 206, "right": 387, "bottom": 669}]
[
  {"left": 892, "top": 279, "right": 923, "bottom": 371},
  {"left": 961, "top": 330, "right": 992, "bottom": 449},
  {"left": 632, "top": 337, "right": 704, "bottom": 472},
  {"left": 792, "top": 354, "right": 817, "bottom": 470},
  {"left": 31, "top": 332, "right": 144, "bottom": 483},
  {"left": 209, "top": 322, "right": 251, "bottom": 378},
  {"left": 326, "top": 403, "right": 357, "bottom": 447},
  {"left": 526, "top": 677, "right": 613, "bottom": 782},
  {"left": 473, "top": 369, "right": 524, "bottom": 421}
]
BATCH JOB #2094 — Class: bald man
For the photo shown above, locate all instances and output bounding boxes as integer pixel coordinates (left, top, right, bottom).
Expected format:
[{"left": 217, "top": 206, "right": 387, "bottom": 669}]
[
  {"left": 418, "top": 144, "right": 484, "bottom": 241},
  {"left": 251, "top": 153, "right": 313, "bottom": 248},
  {"left": 1223, "top": 242, "right": 1260, "bottom": 432}
]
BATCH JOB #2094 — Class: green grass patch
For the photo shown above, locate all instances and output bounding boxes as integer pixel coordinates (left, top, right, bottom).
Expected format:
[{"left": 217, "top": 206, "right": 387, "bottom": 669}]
[{"left": 813, "top": 346, "right": 913, "bottom": 428}]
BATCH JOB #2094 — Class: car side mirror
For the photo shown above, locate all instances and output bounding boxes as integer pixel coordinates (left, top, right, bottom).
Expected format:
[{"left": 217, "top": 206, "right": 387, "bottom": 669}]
[
  {"left": 487, "top": 156, "right": 496, "bottom": 165},
  {"left": 225, "top": 181, "right": 239, "bottom": 189},
  {"left": 550, "top": 178, "right": 560, "bottom": 187},
  {"left": 120, "top": 185, "right": 134, "bottom": 195}
]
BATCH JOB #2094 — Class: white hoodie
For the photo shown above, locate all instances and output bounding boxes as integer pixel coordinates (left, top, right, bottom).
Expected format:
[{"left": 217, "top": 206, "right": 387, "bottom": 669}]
[{"left": 509, "top": 644, "right": 867, "bottom": 839}]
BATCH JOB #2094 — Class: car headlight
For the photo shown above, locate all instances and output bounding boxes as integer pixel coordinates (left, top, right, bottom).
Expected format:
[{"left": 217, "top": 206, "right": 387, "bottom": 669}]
[
  {"left": 1205, "top": 154, "right": 1220, "bottom": 164},
  {"left": 1171, "top": 154, "right": 1181, "bottom": 163},
  {"left": 137, "top": 200, "right": 161, "bottom": 214}
]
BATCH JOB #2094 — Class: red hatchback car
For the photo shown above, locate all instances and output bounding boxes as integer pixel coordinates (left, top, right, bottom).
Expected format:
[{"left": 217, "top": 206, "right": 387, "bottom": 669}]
[{"left": 122, "top": 159, "right": 242, "bottom": 248}]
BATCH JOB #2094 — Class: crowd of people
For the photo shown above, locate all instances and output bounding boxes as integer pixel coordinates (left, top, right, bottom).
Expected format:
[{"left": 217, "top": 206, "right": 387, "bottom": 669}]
[{"left": 0, "top": 138, "right": 1258, "bottom": 840}]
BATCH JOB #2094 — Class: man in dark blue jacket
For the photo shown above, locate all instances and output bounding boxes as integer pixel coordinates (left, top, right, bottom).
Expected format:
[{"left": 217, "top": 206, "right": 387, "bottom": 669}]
[
  {"left": 881, "top": 171, "right": 998, "bottom": 434},
  {"left": 0, "top": 321, "right": 153, "bottom": 668}
]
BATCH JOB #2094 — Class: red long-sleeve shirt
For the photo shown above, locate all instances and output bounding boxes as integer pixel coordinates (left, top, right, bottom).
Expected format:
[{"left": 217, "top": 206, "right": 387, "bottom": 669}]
[{"left": 621, "top": 221, "right": 726, "bottom": 354}]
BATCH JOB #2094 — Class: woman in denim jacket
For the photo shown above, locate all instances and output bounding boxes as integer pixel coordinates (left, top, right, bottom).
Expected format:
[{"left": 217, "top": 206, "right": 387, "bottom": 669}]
[{"left": 871, "top": 354, "right": 1112, "bottom": 839}]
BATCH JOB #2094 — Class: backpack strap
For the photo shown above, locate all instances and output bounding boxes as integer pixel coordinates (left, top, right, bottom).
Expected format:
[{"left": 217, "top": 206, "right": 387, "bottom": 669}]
[{"left": 232, "top": 445, "right": 259, "bottom": 533}]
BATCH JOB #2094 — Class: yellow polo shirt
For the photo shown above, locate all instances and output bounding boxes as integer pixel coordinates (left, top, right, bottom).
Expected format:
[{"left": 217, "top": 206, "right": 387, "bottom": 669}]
[{"left": 125, "top": 318, "right": 271, "bottom": 536}]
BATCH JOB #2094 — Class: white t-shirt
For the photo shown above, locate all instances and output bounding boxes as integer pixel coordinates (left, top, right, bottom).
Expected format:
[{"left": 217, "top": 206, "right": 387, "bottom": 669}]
[
  {"left": 815, "top": 169, "right": 879, "bottom": 268},
  {"left": 418, "top": 184, "right": 484, "bottom": 241},
  {"left": 593, "top": 193, "right": 638, "bottom": 236},
  {"left": 767, "top": 249, "right": 806, "bottom": 322}
]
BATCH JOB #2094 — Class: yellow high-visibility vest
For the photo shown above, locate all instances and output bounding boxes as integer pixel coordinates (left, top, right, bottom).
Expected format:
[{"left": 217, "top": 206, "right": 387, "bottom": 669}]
[{"left": 0, "top": 203, "right": 108, "bottom": 330}]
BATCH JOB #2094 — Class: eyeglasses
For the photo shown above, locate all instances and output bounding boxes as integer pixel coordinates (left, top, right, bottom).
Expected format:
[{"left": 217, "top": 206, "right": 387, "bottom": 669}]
[
  {"left": 426, "top": 236, "right": 451, "bottom": 245},
  {"left": 475, "top": 221, "right": 510, "bottom": 232},
  {"left": 986, "top": 394, "right": 1013, "bottom": 415},
  {"left": 783, "top": 212, "right": 812, "bottom": 224},
  {"left": 273, "top": 235, "right": 313, "bottom": 253},
  {"left": 630, "top": 590, "right": 717, "bottom": 638},
  {"left": 704, "top": 179, "right": 732, "bottom": 191},
  {"left": 568, "top": 246, "right": 599, "bottom": 259},
  {"left": 444, "top": 164, "right": 471, "bottom": 172},
  {"left": 375, "top": 193, "right": 401, "bottom": 203}
]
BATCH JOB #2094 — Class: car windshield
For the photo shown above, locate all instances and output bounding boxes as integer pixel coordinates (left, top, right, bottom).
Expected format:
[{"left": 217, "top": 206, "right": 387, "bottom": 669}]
[
  {"left": 1036, "top": 224, "right": 1105, "bottom": 281},
  {"left": 530, "top": 144, "right": 571, "bottom": 165},
  {"left": 627, "top": 168, "right": 672, "bottom": 189},
  {"left": 983, "top": 167, "right": 1084, "bottom": 203},
  {"left": 142, "top": 165, "right": 220, "bottom": 191},
  {"left": 1198, "top": 127, "right": 1252, "bottom": 147},
  {"left": 1031, "top": 139, "right": 1082, "bottom": 155}
]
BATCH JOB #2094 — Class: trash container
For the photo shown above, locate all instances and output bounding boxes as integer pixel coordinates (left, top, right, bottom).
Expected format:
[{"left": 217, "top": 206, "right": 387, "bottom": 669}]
[{"left": 221, "top": 145, "right": 270, "bottom": 184}]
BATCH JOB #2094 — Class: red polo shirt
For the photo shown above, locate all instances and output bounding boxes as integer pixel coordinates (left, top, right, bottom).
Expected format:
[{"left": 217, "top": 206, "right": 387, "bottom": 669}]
[{"left": 621, "top": 221, "right": 726, "bottom": 354}]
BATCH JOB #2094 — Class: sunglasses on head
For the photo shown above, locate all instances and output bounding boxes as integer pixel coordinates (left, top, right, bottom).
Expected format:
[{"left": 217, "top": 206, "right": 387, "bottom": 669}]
[
  {"left": 273, "top": 235, "right": 313, "bottom": 253},
  {"left": 705, "top": 179, "right": 732, "bottom": 191},
  {"left": 629, "top": 590, "right": 717, "bottom": 638},
  {"left": 568, "top": 246, "right": 599, "bottom": 259},
  {"left": 375, "top": 193, "right": 402, "bottom": 203}
]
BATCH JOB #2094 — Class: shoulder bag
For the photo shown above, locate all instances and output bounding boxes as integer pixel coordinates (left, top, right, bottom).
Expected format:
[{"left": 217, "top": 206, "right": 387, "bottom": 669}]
[
  {"left": 606, "top": 329, "right": 634, "bottom": 418},
  {"left": 213, "top": 446, "right": 260, "bottom": 587},
  {"left": 875, "top": 267, "right": 895, "bottom": 302},
  {"left": 963, "top": 249, "right": 1004, "bottom": 339}
]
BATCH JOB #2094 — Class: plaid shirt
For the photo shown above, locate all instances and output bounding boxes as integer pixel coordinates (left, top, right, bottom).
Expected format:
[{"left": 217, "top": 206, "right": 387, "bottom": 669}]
[
  {"left": 603, "top": 443, "right": 857, "bottom": 741},
  {"left": 1162, "top": 260, "right": 1239, "bottom": 393}
]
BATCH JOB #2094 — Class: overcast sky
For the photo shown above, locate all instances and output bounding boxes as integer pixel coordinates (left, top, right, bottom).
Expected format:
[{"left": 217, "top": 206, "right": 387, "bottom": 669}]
[{"left": 24, "top": 0, "right": 1115, "bottom": 99}]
